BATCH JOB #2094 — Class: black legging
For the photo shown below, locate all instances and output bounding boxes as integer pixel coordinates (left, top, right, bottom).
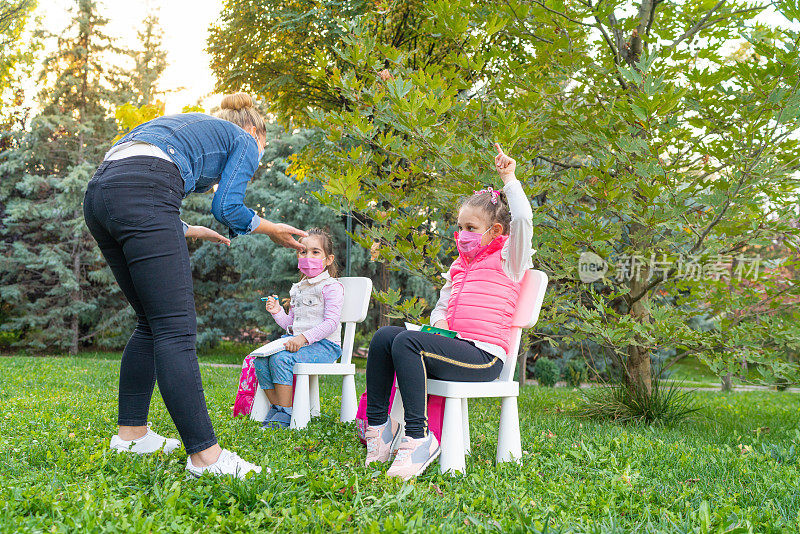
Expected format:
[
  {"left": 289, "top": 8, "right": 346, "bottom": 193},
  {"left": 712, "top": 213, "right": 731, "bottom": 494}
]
[
  {"left": 83, "top": 156, "right": 216, "bottom": 454},
  {"left": 366, "top": 326, "right": 503, "bottom": 438}
]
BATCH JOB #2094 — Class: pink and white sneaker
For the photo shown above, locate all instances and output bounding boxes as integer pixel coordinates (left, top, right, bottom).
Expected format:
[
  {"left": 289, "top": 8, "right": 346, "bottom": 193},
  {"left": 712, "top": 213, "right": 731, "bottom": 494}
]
[
  {"left": 386, "top": 433, "right": 441, "bottom": 480},
  {"left": 364, "top": 418, "right": 403, "bottom": 467}
]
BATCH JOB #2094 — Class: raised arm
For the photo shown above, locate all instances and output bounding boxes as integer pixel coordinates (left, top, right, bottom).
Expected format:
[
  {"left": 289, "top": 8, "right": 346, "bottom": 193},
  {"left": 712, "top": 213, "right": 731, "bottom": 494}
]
[
  {"left": 266, "top": 296, "right": 294, "bottom": 332},
  {"left": 495, "top": 143, "right": 534, "bottom": 282}
]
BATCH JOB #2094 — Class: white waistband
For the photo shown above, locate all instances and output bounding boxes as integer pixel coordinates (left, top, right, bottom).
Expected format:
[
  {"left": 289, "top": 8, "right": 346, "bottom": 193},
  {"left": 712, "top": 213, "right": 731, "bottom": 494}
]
[{"left": 104, "top": 141, "right": 173, "bottom": 162}]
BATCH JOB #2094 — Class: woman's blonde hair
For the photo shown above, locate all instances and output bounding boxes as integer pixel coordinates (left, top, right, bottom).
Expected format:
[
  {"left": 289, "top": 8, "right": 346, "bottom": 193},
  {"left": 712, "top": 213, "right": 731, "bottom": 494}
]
[{"left": 215, "top": 92, "right": 267, "bottom": 138}]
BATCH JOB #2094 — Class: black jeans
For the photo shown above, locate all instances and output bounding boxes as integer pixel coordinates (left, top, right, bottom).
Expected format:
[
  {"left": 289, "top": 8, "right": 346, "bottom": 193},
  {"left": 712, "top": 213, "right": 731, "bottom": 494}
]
[
  {"left": 83, "top": 156, "right": 217, "bottom": 454},
  {"left": 366, "top": 326, "right": 503, "bottom": 439}
]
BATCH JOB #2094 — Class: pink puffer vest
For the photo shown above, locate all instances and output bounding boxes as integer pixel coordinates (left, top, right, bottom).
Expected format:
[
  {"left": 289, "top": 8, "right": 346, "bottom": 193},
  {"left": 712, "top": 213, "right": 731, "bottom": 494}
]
[{"left": 445, "top": 235, "right": 521, "bottom": 355}]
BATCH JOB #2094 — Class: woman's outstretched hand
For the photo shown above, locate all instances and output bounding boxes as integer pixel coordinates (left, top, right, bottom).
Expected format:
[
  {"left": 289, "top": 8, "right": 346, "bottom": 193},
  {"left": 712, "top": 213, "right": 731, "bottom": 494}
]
[
  {"left": 494, "top": 143, "right": 516, "bottom": 183},
  {"left": 253, "top": 219, "right": 307, "bottom": 249},
  {"left": 185, "top": 225, "right": 231, "bottom": 246}
]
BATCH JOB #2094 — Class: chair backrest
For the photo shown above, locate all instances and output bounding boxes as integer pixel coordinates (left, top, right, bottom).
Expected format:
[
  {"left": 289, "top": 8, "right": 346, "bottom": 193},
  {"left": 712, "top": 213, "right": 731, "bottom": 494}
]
[
  {"left": 338, "top": 277, "right": 373, "bottom": 364},
  {"left": 499, "top": 269, "right": 549, "bottom": 382}
]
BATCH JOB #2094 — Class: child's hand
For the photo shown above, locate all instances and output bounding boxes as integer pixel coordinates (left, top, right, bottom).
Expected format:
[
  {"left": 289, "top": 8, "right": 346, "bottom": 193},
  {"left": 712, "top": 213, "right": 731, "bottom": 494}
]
[
  {"left": 284, "top": 335, "right": 307, "bottom": 353},
  {"left": 185, "top": 225, "right": 231, "bottom": 246},
  {"left": 494, "top": 143, "right": 516, "bottom": 183},
  {"left": 264, "top": 295, "right": 281, "bottom": 314},
  {"left": 433, "top": 319, "right": 449, "bottom": 330}
]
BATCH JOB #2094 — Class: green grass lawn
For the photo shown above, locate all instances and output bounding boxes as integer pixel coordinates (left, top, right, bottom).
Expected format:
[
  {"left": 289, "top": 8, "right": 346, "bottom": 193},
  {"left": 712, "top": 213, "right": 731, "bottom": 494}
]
[
  {"left": 2, "top": 356, "right": 799, "bottom": 533},
  {"left": 666, "top": 357, "right": 766, "bottom": 389},
  {"left": 59, "top": 341, "right": 371, "bottom": 370}
]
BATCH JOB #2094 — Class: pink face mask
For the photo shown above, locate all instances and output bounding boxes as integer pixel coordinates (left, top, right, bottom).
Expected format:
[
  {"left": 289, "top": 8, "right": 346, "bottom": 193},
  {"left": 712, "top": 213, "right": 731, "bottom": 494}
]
[
  {"left": 455, "top": 229, "right": 491, "bottom": 262},
  {"left": 298, "top": 257, "right": 327, "bottom": 278}
]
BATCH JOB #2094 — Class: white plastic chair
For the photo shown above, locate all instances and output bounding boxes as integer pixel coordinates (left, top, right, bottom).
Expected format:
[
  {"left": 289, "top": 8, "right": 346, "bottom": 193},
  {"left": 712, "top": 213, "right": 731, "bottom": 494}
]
[
  {"left": 250, "top": 277, "right": 372, "bottom": 429},
  {"left": 389, "top": 269, "right": 548, "bottom": 473}
]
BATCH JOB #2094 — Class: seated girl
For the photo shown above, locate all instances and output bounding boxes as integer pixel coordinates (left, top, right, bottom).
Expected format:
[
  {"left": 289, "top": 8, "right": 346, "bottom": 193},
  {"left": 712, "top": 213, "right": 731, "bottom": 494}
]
[
  {"left": 364, "top": 143, "right": 534, "bottom": 479},
  {"left": 254, "top": 228, "right": 344, "bottom": 429}
]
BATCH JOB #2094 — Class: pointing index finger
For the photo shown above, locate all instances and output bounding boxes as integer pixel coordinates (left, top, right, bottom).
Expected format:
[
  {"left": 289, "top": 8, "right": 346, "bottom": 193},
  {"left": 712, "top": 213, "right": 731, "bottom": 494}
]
[
  {"left": 290, "top": 226, "right": 309, "bottom": 238},
  {"left": 494, "top": 142, "right": 505, "bottom": 156}
]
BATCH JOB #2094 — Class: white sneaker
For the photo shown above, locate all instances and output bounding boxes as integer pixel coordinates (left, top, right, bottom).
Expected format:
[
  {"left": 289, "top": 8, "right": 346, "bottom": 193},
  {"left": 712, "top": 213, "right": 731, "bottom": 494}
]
[
  {"left": 110, "top": 423, "right": 181, "bottom": 455},
  {"left": 185, "top": 449, "right": 266, "bottom": 479}
]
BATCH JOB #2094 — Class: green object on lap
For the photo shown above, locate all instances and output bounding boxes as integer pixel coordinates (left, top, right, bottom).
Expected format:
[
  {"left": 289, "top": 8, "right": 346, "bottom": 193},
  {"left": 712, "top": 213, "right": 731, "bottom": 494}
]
[{"left": 420, "top": 325, "right": 458, "bottom": 338}]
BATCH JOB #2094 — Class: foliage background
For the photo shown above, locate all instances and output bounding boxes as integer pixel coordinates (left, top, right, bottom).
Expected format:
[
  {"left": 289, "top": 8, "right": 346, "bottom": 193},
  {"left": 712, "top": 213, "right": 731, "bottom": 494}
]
[
  {"left": 209, "top": 0, "right": 800, "bottom": 389},
  {"left": 1, "top": 0, "right": 799, "bottom": 391}
]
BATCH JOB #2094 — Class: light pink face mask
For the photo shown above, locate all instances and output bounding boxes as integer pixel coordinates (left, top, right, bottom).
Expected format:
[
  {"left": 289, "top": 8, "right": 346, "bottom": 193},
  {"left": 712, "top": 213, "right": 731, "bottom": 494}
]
[
  {"left": 298, "top": 257, "right": 327, "bottom": 277},
  {"left": 455, "top": 228, "right": 491, "bottom": 262}
]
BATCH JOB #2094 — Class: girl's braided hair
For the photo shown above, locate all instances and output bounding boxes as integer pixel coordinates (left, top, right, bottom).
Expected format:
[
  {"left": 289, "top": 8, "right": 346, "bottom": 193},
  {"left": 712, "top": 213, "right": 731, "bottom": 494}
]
[{"left": 459, "top": 187, "right": 511, "bottom": 234}]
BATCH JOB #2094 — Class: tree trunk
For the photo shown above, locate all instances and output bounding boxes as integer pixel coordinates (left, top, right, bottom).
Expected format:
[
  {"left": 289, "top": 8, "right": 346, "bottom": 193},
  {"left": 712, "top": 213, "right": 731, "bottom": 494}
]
[
  {"left": 626, "top": 344, "right": 651, "bottom": 393},
  {"left": 519, "top": 350, "right": 528, "bottom": 385},
  {"left": 625, "top": 276, "right": 651, "bottom": 395},
  {"left": 70, "top": 250, "right": 80, "bottom": 355},
  {"left": 721, "top": 373, "right": 733, "bottom": 392}
]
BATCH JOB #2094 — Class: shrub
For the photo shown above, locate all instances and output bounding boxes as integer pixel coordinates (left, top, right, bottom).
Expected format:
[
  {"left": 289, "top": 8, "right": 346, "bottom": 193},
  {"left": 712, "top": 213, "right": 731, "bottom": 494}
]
[
  {"left": 533, "top": 357, "right": 559, "bottom": 387},
  {"left": 574, "top": 375, "right": 700, "bottom": 425},
  {"left": 563, "top": 359, "right": 588, "bottom": 388},
  {"left": 0, "top": 330, "right": 21, "bottom": 348}
]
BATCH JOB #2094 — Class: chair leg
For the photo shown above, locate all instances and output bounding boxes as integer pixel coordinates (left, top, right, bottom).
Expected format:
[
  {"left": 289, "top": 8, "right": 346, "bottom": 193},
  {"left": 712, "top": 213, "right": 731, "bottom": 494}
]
[
  {"left": 496, "top": 396, "right": 522, "bottom": 464},
  {"left": 291, "top": 375, "right": 311, "bottom": 429},
  {"left": 309, "top": 375, "right": 321, "bottom": 417},
  {"left": 340, "top": 374, "right": 357, "bottom": 422},
  {"left": 389, "top": 389, "right": 405, "bottom": 430},
  {"left": 439, "top": 397, "right": 466, "bottom": 474},
  {"left": 250, "top": 388, "right": 270, "bottom": 422},
  {"left": 462, "top": 398, "right": 470, "bottom": 456}
]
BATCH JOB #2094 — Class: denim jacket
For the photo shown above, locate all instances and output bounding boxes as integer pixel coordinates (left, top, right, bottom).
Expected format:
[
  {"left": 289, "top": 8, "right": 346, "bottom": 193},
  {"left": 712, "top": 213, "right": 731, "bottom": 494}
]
[{"left": 114, "top": 113, "right": 262, "bottom": 236}]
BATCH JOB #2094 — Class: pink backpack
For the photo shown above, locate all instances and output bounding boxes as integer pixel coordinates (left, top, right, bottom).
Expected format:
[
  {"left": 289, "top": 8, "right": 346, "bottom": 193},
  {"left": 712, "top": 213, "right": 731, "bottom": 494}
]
[
  {"left": 233, "top": 355, "right": 258, "bottom": 417},
  {"left": 356, "top": 386, "right": 445, "bottom": 444}
]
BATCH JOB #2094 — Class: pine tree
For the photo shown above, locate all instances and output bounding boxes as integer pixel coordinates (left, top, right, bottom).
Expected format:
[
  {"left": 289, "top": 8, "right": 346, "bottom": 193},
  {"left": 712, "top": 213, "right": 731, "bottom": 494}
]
[
  {"left": 128, "top": 14, "right": 166, "bottom": 107},
  {"left": 0, "top": 0, "right": 138, "bottom": 353}
]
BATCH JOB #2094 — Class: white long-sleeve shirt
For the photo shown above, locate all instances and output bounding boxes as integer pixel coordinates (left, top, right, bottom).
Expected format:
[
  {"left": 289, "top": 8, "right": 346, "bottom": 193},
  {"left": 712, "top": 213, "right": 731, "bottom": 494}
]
[{"left": 430, "top": 178, "right": 535, "bottom": 360}]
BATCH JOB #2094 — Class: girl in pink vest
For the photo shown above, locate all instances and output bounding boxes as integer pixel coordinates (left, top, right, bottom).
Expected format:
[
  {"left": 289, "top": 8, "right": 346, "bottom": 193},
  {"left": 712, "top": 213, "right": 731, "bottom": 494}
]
[
  {"left": 364, "top": 144, "right": 534, "bottom": 479},
  {"left": 254, "top": 228, "right": 344, "bottom": 429}
]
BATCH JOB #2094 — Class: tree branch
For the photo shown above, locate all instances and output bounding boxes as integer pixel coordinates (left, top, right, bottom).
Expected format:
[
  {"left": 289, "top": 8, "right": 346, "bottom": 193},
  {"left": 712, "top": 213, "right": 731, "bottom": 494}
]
[
  {"left": 0, "top": 0, "right": 33, "bottom": 33},
  {"left": 629, "top": 0, "right": 655, "bottom": 64},
  {"left": 530, "top": 0, "right": 592, "bottom": 27},
  {"left": 664, "top": 0, "right": 727, "bottom": 52}
]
